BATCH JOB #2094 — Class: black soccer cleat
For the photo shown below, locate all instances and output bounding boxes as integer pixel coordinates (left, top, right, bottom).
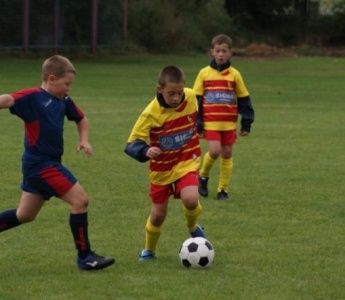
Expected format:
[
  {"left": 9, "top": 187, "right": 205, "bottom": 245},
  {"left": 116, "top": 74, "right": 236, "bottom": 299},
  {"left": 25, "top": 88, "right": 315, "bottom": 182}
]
[
  {"left": 217, "top": 190, "right": 229, "bottom": 201},
  {"left": 77, "top": 251, "right": 115, "bottom": 271},
  {"left": 198, "top": 176, "right": 209, "bottom": 197}
]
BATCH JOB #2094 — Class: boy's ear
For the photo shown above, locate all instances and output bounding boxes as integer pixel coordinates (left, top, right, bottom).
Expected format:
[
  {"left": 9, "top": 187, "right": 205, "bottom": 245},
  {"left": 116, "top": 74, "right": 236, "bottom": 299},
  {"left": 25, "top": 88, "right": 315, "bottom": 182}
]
[
  {"left": 47, "top": 74, "right": 57, "bottom": 83},
  {"left": 156, "top": 84, "right": 162, "bottom": 93}
]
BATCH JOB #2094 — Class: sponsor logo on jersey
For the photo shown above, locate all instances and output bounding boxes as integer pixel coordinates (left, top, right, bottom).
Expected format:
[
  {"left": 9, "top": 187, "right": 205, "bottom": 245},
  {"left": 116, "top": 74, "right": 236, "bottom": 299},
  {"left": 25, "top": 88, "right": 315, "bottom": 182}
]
[
  {"left": 205, "top": 91, "right": 236, "bottom": 105},
  {"left": 159, "top": 128, "right": 194, "bottom": 150},
  {"left": 43, "top": 98, "right": 52, "bottom": 107}
]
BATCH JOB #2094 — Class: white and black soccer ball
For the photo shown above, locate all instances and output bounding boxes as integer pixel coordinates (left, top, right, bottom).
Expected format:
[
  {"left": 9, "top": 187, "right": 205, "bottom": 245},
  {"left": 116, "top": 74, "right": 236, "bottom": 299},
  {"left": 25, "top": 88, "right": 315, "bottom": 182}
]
[{"left": 179, "top": 237, "right": 215, "bottom": 268}]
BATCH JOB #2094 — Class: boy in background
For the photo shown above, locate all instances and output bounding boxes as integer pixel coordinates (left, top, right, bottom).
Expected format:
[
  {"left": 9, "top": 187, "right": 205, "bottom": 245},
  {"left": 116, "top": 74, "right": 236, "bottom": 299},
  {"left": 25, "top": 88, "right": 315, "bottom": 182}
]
[
  {"left": 193, "top": 34, "right": 255, "bottom": 200},
  {"left": 125, "top": 66, "right": 205, "bottom": 261}
]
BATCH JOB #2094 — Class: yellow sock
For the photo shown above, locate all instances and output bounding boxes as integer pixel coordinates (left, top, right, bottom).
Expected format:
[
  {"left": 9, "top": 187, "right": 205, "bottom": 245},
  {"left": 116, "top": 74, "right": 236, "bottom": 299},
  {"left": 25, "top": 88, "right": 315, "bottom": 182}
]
[
  {"left": 145, "top": 217, "right": 162, "bottom": 253},
  {"left": 183, "top": 202, "right": 202, "bottom": 232},
  {"left": 218, "top": 157, "right": 233, "bottom": 192},
  {"left": 200, "top": 152, "right": 216, "bottom": 178}
]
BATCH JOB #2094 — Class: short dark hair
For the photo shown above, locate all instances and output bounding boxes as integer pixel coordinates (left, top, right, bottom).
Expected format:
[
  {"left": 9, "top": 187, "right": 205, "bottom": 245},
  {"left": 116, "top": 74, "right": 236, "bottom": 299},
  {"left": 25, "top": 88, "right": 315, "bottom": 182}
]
[
  {"left": 158, "top": 66, "right": 185, "bottom": 87},
  {"left": 211, "top": 34, "right": 232, "bottom": 49}
]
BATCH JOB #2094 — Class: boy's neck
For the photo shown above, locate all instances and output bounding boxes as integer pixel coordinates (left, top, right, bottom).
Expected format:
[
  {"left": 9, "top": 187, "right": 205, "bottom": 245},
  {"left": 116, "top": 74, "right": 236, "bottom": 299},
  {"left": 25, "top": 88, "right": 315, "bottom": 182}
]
[{"left": 210, "top": 58, "right": 231, "bottom": 71}]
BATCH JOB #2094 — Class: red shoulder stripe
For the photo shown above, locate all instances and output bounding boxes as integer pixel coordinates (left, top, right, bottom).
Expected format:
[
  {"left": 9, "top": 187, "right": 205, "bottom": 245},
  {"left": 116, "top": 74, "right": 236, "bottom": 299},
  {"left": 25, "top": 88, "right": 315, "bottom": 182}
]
[{"left": 11, "top": 87, "right": 41, "bottom": 100}]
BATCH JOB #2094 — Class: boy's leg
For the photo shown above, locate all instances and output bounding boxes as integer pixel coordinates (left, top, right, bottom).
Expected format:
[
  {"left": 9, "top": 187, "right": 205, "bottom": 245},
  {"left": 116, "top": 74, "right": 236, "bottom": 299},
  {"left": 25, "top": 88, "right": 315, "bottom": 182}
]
[
  {"left": 198, "top": 152, "right": 216, "bottom": 197},
  {"left": 69, "top": 212, "right": 91, "bottom": 258},
  {"left": 140, "top": 186, "right": 169, "bottom": 261},
  {"left": 143, "top": 216, "right": 162, "bottom": 254},
  {"left": 182, "top": 201, "right": 203, "bottom": 234},
  {"left": 141, "top": 204, "right": 167, "bottom": 259},
  {"left": 0, "top": 209, "right": 21, "bottom": 232},
  {"left": 199, "top": 152, "right": 217, "bottom": 178},
  {"left": 61, "top": 182, "right": 115, "bottom": 270},
  {"left": 199, "top": 137, "right": 221, "bottom": 197},
  {"left": 0, "top": 192, "right": 44, "bottom": 232},
  {"left": 179, "top": 176, "right": 205, "bottom": 238},
  {"left": 200, "top": 135, "right": 222, "bottom": 177},
  {"left": 217, "top": 133, "right": 235, "bottom": 200},
  {"left": 60, "top": 182, "right": 91, "bottom": 257},
  {"left": 217, "top": 157, "right": 233, "bottom": 199}
]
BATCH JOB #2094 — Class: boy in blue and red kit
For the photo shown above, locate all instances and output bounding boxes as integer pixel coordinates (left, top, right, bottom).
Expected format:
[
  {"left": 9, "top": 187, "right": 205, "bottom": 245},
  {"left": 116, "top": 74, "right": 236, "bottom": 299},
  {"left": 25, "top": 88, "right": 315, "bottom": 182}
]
[
  {"left": 0, "top": 55, "right": 114, "bottom": 270},
  {"left": 193, "top": 34, "right": 255, "bottom": 200}
]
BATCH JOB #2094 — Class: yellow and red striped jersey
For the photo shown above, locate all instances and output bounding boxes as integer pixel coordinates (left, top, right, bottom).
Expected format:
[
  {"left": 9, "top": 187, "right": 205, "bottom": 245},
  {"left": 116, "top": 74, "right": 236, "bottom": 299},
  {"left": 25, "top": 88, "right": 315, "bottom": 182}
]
[
  {"left": 193, "top": 65, "right": 249, "bottom": 131},
  {"left": 126, "top": 88, "right": 201, "bottom": 185}
]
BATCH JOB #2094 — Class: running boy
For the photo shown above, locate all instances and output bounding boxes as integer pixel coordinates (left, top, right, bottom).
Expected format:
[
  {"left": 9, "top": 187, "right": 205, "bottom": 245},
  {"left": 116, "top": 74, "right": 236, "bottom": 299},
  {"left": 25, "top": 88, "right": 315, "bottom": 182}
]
[
  {"left": 0, "top": 55, "right": 115, "bottom": 271},
  {"left": 125, "top": 66, "right": 205, "bottom": 261},
  {"left": 193, "top": 34, "right": 255, "bottom": 200}
]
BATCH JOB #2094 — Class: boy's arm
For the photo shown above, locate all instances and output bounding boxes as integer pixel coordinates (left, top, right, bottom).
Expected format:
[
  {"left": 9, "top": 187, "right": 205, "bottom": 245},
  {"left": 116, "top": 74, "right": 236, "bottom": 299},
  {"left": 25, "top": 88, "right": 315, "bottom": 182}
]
[
  {"left": 196, "top": 95, "right": 203, "bottom": 135},
  {"left": 238, "top": 96, "right": 255, "bottom": 133},
  {"left": 0, "top": 94, "right": 15, "bottom": 109},
  {"left": 76, "top": 116, "right": 93, "bottom": 157},
  {"left": 125, "top": 139, "right": 151, "bottom": 163}
]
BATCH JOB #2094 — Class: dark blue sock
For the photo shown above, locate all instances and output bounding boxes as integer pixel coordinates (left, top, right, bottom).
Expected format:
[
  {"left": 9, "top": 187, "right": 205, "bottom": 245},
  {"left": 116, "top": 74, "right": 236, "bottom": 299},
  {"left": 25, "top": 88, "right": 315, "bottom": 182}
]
[
  {"left": 69, "top": 212, "right": 91, "bottom": 259},
  {"left": 0, "top": 209, "right": 21, "bottom": 232}
]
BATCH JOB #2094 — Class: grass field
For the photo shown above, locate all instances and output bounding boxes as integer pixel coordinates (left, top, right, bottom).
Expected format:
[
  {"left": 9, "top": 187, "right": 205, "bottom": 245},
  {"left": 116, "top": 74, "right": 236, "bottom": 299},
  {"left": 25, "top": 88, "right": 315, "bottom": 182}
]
[{"left": 0, "top": 54, "right": 344, "bottom": 300}]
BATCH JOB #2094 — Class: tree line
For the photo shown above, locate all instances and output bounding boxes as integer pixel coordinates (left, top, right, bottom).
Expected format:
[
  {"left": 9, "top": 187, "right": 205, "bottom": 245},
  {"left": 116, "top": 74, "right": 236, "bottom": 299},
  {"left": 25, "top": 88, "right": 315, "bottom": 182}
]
[{"left": 1, "top": 0, "right": 344, "bottom": 53}]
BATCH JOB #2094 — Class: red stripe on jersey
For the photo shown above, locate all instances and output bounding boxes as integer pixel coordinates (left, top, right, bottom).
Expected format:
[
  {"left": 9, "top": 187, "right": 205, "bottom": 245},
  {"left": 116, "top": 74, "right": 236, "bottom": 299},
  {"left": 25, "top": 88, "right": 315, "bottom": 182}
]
[
  {"left": 39, "top": 166, "right": 74, "bottom": 196},
  {"left": 175, "top": 100, "right": 188, "bottom": 112},
  {"left": 150, "top": 111, "right": 197, "bottom": 138},
  {"left": 203, "top": 105, "right": 238, "bottom": 114},
  {"left": 25, "top": 120, "right": 40, "bottom": 146},
  {"left": 204, "top": 114, "right": 238, "bottom": 123},
  {"left": 150, "top": 138, "right": 200, "bottom": 172},
  {"left": 12, "top": 87, "right": 41, "bottom": 100},
  {"left": 151, "top": 148, "right": 201, "bottom": 172},
  {"left": 203, "top": 80, "right": 236, "bottom": 90},
  {"left": 203, "top": 80, "right": 232, "bottom": 88}
]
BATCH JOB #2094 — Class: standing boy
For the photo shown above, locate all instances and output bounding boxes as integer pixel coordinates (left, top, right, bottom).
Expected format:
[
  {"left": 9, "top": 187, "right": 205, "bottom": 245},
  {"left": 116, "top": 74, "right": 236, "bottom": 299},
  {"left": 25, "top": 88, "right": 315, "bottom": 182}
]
[
  {"left": 193, "top": 34, "right": 255, "bottom": 200},
  {"left": 0, "top": 55, "right": 115, "bottom": 270},
  {"left": 125, "top": 66, "right": 205, "bottom": 261}
]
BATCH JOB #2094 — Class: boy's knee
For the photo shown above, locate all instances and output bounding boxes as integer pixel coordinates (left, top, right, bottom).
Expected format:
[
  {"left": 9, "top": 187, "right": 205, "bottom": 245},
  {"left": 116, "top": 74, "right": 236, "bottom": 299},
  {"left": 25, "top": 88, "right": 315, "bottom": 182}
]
[
  {"left": 72, "top": 196, "right": 89, "bottom": 210},
  {"left": 183, "top": 198, "right": 199, "bottom": 210},
  {"left": 209, "top": 152, "right": 220, "bottom": 159},
  {"left": 150, "top": 211, "right": 166, "bottom": 226},
  {"left": 17, "top": 212, "right": 37, "bottom": 223}
]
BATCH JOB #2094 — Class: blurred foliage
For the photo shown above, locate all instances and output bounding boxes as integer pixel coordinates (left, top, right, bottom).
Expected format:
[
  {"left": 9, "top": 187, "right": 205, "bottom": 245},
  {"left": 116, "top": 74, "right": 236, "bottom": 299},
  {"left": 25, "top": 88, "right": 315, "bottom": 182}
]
[
  {"left": 0, "top": 0, "right": 344, "bottom": 53},
  {"left": 127, "top": 0, "right": 234, "bottom": 53},
  {"left": 308, "top": 0, "right": 345, "bottom": 45}
]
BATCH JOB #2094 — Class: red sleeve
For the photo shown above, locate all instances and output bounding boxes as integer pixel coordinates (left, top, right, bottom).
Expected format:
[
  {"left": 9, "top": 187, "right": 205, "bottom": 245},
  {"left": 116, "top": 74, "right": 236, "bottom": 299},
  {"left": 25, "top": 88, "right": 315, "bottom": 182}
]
[{"left": 11, "top": 87, "right": 41, "bottom": 100}]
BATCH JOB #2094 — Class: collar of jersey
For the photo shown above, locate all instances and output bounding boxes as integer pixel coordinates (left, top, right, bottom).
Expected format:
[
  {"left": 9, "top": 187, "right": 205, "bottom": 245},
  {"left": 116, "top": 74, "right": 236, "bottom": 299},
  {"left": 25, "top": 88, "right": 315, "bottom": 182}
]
[
  {"left": 156, "top": 92, "right": 185, "bottom": 108},
  {"left": 210, "top": 58, "right": 231, "bottom": 72}
]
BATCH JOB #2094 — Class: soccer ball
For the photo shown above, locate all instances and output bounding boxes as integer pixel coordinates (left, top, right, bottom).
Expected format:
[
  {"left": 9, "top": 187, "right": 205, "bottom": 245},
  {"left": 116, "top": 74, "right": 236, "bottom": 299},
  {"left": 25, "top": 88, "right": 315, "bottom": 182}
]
[{"left": 178, "top": 237, "right": 215, "bottom": 268}]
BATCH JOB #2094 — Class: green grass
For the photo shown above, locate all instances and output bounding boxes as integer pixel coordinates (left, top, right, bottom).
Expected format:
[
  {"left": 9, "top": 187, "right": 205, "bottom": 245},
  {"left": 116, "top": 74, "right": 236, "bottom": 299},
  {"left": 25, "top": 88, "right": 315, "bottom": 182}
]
[{"left": 0, "top": 54, "right": 345, "bottom": 300}]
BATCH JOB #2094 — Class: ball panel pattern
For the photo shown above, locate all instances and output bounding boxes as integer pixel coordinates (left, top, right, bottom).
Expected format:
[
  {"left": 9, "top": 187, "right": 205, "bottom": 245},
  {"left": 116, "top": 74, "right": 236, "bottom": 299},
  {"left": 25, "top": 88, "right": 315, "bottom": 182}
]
[{"left": 178, "top": 237, "right": 215, "bottom": 268}]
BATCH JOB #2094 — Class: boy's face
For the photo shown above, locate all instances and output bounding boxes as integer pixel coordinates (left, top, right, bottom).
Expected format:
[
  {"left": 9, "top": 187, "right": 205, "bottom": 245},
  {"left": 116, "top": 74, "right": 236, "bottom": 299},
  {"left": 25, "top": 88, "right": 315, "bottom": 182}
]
[
  {"left": 211, "top": 43, "right": 232, "bottom": 65},
  {"left": 46, "top": 72, "right": 75, "bottom": 99},
  {"left": 157, "top": 81, "right": 185, "bottom": 108}
]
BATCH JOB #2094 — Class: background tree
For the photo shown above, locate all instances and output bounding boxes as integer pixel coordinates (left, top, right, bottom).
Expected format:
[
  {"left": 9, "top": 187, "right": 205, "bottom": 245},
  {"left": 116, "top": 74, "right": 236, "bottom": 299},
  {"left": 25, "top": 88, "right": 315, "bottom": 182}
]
[
  {"left": 1, "top": 0, "right": 345, "bottom": 53},
  {"left": 127, "top": 0, "right": 234, "bottom": 53}
]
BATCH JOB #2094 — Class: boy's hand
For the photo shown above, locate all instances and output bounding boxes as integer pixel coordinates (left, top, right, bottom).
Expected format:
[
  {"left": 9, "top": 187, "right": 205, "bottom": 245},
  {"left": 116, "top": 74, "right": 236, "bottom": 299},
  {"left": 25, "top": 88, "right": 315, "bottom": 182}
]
[
  {"left": 239, "top": 131, "right": 249, "bottom": 137},
  {"left": 77, "top": 142, "right": 94, "bottom": 158},
  {"left": 146, "top": 146, "right": 162, "bottom": 159}
]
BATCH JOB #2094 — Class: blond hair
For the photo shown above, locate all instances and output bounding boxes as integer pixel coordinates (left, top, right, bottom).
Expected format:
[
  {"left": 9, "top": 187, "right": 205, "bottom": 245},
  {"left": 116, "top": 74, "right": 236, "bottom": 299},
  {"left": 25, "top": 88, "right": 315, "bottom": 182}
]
[{"left": 41, "top": 55, "right": 76, "bottom": 81}]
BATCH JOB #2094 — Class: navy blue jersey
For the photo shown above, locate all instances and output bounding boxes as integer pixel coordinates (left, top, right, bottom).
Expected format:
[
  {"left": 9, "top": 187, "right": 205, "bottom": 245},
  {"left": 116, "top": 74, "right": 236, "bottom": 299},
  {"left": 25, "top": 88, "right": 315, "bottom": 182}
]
[{"left": 10, "top": 87, "right": 84, "bottom": 163}]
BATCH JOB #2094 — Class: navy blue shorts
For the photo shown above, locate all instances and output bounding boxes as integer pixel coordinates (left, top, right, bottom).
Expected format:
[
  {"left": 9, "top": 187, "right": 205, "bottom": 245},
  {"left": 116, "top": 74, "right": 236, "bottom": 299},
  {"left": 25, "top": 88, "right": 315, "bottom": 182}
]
[{"left": 21, "top": 161, "right": 77, "bottom": 200}]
